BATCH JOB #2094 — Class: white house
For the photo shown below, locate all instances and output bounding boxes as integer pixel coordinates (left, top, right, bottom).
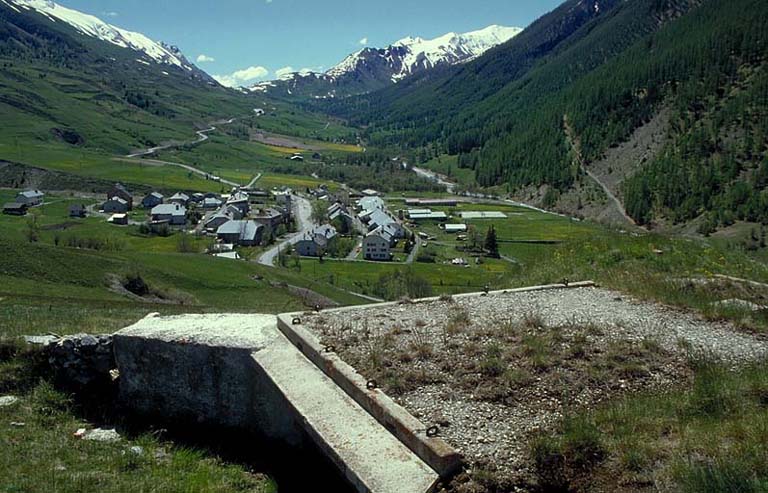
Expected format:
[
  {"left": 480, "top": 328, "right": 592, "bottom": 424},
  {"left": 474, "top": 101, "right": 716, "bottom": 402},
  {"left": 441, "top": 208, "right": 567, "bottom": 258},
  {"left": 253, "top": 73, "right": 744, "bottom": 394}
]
[
  {"left": 363, "top": 227, "right": 393, "bottom": 261},
  {"left": 16, "top": 189, "right": 45, "bottom": 206},
  {"left": 151, "top": 203, "right": 187, "bottom": 226}
]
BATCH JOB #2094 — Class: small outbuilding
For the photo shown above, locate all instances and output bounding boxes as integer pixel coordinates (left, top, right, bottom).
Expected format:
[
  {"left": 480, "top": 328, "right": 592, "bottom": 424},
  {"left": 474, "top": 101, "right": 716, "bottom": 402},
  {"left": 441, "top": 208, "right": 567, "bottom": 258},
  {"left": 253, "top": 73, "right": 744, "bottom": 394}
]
[
  {"left": 3, "top": 202, "right": 28, "bottom": 216},
  {"left": 108, "top": 213, "right": 129, "bottom": 225},
  {"left": 68, "top": 204, "right": 87, "bottom": 218}
]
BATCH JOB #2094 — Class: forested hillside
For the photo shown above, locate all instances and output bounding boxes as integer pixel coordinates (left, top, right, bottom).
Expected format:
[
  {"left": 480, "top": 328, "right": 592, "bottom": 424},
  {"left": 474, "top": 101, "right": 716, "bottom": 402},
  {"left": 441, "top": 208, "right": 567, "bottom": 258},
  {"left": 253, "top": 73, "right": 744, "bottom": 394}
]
[{"left": 323, "top": 0, "right": 768, "bottom": 229}]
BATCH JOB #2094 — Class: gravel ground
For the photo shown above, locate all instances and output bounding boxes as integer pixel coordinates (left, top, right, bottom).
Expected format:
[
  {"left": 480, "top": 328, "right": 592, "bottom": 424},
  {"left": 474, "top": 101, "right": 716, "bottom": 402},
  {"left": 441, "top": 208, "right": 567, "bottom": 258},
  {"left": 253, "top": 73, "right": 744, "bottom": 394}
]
[{"left": 301, "top": 287, "right": 768, "bottom": 488}]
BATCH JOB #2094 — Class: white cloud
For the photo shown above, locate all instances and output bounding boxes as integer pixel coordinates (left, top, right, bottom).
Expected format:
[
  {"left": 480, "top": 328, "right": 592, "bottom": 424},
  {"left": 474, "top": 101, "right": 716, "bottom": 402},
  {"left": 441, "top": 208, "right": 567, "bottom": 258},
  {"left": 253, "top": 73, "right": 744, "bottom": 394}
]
[
  {"left": 359, "top": 37, "right": 368, "bottom": 45},
  {"left": 213, "top": 66, "right": 270, "bottom": 88},
  {"left": 266, "top": 0, "right": 273, "bottom": 3},
  {"left": 275, "top": 66, "right": 295, "bottom": 79},
  {"left": 196, "top": 54, "right": 215, "bottom": 63},
  {"left": 102, "top": 11, "right": 118, "bottom": 17}
]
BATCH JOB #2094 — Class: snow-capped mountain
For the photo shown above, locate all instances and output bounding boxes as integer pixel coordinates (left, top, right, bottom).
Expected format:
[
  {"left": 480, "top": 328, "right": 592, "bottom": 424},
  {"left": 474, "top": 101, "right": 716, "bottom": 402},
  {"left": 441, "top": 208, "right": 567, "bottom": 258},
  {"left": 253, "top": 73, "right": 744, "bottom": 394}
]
[
  {"left": 252, "top": 25, "right": 522, "bottom": 99},
  {"left": 0, "top": 0, "right": 202, "bottom": 75}
]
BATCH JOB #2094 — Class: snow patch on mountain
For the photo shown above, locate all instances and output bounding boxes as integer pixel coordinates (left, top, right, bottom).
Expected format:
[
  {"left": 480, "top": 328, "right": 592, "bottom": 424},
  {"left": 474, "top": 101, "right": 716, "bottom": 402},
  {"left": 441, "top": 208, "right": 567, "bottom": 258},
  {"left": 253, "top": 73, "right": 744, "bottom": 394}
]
[
  {"left": 2, "top": 0, "right": 195, "bottom": 71},
  {"left": 327, "top": 24, "right": 522, "bottom": 81}
]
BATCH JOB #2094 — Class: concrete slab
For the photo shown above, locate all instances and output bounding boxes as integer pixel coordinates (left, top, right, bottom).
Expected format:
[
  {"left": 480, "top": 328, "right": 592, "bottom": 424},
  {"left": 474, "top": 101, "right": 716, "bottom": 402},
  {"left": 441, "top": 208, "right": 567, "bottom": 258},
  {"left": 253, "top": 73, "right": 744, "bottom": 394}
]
[
  {"left": 256, "top": 330, "right": 439, "bottom": 493},
  {"left": 114, "top": 313, "right": 439, "bottom": 493}
]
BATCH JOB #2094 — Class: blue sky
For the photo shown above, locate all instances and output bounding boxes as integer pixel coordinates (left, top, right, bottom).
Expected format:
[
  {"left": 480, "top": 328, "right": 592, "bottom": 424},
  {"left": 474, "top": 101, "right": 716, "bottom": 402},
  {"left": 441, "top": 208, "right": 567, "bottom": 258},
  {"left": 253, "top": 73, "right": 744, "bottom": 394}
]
[{"left": 62, "top": 0, "right": 562, "bottom": 85}]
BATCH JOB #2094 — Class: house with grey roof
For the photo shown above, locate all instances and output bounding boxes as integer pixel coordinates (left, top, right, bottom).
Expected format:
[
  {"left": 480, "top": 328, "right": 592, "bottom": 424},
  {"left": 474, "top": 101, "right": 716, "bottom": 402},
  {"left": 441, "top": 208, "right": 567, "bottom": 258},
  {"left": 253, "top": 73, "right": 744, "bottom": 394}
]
[
  {"left": 141, "top": 192, "right": 164, "bottom": 209},
  {"left": 3, "top": 202, "right": 27, "bottom": 216},
  {"left": 102, "top": 196, "right": 129, "bottom": 213},
  {"left": 16, "top": 189, "right": 44, "bottom": 206},
  {"left": 295, "top": 225, "right": 338, "bottom": 257},
  {"left": 151, "top": 203, "right": 187, "bottom": 226},
  {"left": 216, "top": 220, "right": 263, "bottom": 247},
  {"left": 107, "top": 183, "right": 133, "bottom": 209},
  {"left": 169, "top": 192, "right": 191, "bottom": 206},
  {"left": 226, "top": 191, "right": 250, "bottom": 215},
  {"left": 363, "top": 227, "right": 393, "bottom": 261},
  {"left": 253, "top": 208, "right": 285, "bottom": 229},
  {"left": 201, "top": 197, "right": 223, "bottom": 209}
]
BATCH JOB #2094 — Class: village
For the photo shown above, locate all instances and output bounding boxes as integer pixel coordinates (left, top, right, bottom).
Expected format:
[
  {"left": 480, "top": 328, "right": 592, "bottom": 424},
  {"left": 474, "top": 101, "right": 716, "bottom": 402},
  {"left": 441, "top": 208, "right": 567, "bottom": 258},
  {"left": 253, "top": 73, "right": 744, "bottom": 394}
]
[{"left": 2, "top": 183, "right": 514, "bottom": 268}]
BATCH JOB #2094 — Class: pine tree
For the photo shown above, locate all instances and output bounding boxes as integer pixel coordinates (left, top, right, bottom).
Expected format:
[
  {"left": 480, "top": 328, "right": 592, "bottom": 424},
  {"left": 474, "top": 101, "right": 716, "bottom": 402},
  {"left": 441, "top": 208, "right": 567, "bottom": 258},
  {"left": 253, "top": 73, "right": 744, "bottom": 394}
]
[{"left": 484, "top": 226, "right": 499, "bottom": 258}]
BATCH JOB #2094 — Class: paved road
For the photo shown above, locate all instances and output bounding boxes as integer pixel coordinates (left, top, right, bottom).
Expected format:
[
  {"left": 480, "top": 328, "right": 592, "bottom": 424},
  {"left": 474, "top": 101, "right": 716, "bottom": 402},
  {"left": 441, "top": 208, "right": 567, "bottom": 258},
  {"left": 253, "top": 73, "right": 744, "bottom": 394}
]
[{"left": 256, "top": 195, "right": 315, "bottom": 267}]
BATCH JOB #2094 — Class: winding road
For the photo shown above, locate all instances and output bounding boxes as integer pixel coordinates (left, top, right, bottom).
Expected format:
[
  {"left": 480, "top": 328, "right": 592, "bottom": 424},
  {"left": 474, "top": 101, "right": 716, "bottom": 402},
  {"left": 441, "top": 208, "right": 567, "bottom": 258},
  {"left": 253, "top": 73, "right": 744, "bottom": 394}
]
[{"left": 118, "top": 117, "right": 252, "bottom": 189}]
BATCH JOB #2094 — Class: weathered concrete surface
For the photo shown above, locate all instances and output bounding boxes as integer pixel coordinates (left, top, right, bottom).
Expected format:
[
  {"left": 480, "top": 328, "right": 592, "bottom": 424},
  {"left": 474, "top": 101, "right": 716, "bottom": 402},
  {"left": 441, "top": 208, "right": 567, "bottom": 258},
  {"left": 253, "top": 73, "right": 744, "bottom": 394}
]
[
  {"left": 275, "top": 282, "right": 596, "bottom": 477},
  {"left": 114, "top": 313, "right": 439, "bottom": 493},
  {"left": 277, "top": 313, "right": 462, "bottom": 478}
]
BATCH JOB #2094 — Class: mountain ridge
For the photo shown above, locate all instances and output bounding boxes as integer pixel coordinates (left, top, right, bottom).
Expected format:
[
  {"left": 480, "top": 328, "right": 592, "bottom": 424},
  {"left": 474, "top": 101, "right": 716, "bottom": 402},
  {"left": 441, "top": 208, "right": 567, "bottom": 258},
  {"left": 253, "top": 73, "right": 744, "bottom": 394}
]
[
  {"left": 251, "top": 25, "right": 522, "bottom": 100},
  {"left": 0, "top": 0, "right": 214, "bottom": 82}
]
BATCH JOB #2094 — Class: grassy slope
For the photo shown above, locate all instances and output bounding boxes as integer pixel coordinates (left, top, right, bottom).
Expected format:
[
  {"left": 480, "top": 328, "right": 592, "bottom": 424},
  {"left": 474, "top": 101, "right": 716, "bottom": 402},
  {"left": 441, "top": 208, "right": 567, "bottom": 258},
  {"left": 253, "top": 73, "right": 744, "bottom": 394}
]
[
  {"left": 0, "top": 191, "right": 365, "bottom": 339},
  {"left": 530, "top": 357, "right": 768, "bottom": 492}
]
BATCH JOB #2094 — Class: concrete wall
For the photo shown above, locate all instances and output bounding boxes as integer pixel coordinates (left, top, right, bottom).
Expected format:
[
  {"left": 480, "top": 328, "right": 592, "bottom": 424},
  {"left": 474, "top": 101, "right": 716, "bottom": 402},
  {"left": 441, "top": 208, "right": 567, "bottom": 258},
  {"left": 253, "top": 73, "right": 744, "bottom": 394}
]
[{"left": 113, "top": 318, "right": 304, "bottom": 445}]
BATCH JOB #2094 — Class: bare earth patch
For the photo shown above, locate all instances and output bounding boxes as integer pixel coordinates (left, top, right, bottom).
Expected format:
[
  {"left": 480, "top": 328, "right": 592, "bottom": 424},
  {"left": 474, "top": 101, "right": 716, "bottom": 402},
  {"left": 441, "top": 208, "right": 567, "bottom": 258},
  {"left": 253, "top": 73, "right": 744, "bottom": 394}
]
[{"left": 299, "top": 287, "right": 768, "bottom": 489}]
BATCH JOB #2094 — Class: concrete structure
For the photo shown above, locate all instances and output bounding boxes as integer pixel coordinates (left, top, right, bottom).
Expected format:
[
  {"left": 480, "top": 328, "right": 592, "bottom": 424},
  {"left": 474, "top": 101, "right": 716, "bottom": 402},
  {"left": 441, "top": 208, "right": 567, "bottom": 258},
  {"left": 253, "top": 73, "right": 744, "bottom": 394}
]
[
  {"left": 361, "top": 189, "right": 379, "bottom": 197},
  {"left": 107, "top": 183, "right": 133, "bottom": 210},
  {"left": 141, "top": 192, "right": 164, "bottom": 209},
  {"left": 151, "top": 204, "right": 187, "bottom": 226},
  {"left": 295, "top": 225, "right": 337, "bottom": 257},
  {"left": 114, "top": 314, "right": 439, "bottom": 493},
  {"left": 3, "top": 203, "right": 27, "bottom": 216},
  {"left": 102, "top": 197, "right": 129, "bottom": 213},
  {"left": 363, "top": 228, "right": 392, "bottom": 261},
  {"left": 217, "top": 220, "right": 263, "bottom": 246},
  {"left": 16, "top": 189, "right": 45, "bottom": 206}
]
